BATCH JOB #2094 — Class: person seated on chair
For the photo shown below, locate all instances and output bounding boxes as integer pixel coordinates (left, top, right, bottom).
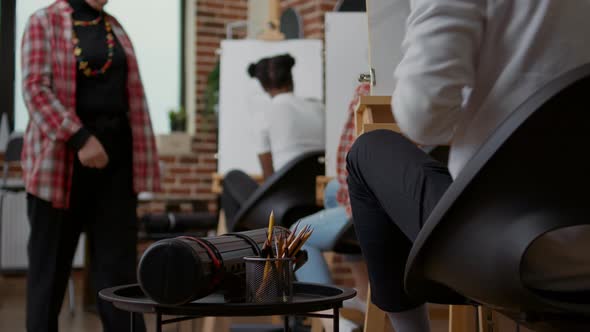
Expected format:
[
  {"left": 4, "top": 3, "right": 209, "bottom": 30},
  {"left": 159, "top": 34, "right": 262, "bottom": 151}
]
[
  {"left": 221, "top": 54, "right": 325, "bottom": 223},
  {"left": 345, "top": 1, "right": 590, "bottom": 332},
  {"left": 292, "top": 83, "right": 370, "bottom": 332}
]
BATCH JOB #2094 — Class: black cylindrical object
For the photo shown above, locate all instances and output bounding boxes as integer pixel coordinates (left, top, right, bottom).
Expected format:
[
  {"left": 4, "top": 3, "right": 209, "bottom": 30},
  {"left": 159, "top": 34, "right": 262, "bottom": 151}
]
[
  {"left": 140, "top": 212, "right": 217, "bottom": 233},
  {"left": 137, "top": 227, "right": 288, "bottom": 305}
]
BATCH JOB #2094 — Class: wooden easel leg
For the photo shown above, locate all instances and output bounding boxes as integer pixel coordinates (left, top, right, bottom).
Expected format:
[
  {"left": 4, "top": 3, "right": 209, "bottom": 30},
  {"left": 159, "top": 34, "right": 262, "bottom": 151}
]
[
  {"left": 216, "top": 210, "right": 227, "bottom": 235},
  {"left": 363, "top": 286, "right": 392, "bottom": 332},
  {"left": 310, "top": 317, "right": 324, "bottom": 332},
  {"left": 478, "top": 306, "right": 496, "bottom": 332},
  {"left": 199, "top": 211, "right": 232, "bottom": 332},
  {"left": 202, "top": 316, "right": 230, "bottom": 332},
  {"left": 449, "top": 305, "right": 474, "bottom": 332}
]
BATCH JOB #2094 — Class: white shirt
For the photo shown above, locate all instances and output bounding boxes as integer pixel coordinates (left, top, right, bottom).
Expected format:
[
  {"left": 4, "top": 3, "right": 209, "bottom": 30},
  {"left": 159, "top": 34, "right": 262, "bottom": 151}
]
[
  {"left": 392, "top": 0, "right": 590, "bottom": 178},
  {"left": 393, "top": 0, "right": 590, "bottom": 292},
  {"left": 257, "top": 93, "right": 325, "bottom": 171}
]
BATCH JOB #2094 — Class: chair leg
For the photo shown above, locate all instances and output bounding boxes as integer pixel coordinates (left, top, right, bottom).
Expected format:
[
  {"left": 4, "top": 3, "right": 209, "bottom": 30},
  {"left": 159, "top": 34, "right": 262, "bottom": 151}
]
[
  {"left": 68, "top": 276, "right": 75, "bottom": 316},
  {"left": 178, "top": 319, "right": 199, "bottom": 332}
]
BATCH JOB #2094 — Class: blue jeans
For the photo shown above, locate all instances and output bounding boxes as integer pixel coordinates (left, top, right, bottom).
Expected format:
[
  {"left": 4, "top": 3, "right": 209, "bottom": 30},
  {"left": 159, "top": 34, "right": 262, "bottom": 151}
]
[{"left": 292, "top": 179, "right": 351, "bottom": 284}]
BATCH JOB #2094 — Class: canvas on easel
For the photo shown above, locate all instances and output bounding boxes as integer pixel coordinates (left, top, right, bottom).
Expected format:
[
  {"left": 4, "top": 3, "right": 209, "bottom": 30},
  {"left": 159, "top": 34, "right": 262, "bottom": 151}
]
[
  {"left": 366, "top": 0, "right": 410, "bottom": 96},
  {"left": 324, "top": 12, "right": 368, "bottom": 177}
]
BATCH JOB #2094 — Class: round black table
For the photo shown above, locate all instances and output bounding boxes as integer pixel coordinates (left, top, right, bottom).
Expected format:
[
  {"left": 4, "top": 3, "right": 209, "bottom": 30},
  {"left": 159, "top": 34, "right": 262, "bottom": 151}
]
[{"left": 99, "top": 282, "right": 356, "bottom": 332}]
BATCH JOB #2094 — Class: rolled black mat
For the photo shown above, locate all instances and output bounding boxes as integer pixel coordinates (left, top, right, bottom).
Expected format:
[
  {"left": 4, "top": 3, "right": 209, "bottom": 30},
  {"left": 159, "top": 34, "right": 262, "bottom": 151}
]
[{"left": 137, "top": 227, "right": 288, "bottom": 305}]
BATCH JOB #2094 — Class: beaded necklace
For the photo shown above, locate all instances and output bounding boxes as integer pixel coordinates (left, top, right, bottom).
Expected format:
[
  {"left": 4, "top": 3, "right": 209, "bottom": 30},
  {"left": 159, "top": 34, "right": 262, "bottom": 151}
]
[{"left": 72, "top": 15, "right": 115, "bottom": 77}]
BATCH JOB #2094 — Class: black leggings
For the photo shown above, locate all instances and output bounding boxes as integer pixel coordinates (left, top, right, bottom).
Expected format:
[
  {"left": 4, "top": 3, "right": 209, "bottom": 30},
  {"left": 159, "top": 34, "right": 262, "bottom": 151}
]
[{"left": 346, "top": 130, "right": 452, "bottom": 312}]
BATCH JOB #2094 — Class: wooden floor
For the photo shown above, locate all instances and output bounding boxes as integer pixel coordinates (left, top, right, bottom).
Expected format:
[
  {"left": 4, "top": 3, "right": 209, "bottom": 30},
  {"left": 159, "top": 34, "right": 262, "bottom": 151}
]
[
  {"left": 0, "top": 272, "right": 445, "bottom": 332},
  {"left": 0, "top": 273, "right": 199, "bottom": 332},
  {"left": 0, "top": 273, "right": 530, "bottom": 332}
]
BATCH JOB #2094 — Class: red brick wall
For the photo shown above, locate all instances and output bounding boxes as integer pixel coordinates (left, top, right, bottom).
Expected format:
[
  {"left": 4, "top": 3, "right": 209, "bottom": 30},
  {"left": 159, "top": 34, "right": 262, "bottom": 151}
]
[
  {"left": 194, "top": 0, "right": 248, "bottom": 207},
  {"left": 281, "top": 0, "right": 339, "bottom": 38}
]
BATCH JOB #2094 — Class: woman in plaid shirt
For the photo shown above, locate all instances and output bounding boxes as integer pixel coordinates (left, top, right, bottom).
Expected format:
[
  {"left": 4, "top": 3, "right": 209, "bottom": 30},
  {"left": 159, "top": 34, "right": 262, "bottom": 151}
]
[{"left": 21, "top": 0, "right": 159, "bottom": 331}]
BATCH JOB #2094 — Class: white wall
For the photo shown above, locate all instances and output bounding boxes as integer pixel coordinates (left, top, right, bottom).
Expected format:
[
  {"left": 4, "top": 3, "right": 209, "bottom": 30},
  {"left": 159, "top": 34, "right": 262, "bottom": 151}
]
[
  {"left": 325, "top": 13, "right": 369, "bottom": 176},
  {"left": 14, "top": 0, "right": 180, "bottom": 134},
  {"left": 13, "top": 0, "right": 53, "bottom": 132},
  {"left": 218, "top": 40, "right": 324, "bottom": 175}
]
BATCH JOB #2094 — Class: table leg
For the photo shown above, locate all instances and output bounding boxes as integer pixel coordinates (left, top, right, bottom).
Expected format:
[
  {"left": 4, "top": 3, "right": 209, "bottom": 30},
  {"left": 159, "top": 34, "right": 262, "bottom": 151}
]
[
  {"left": 333, "top": 307, "right": 340, "bottom": 332},
  {"left": 156, "top": 312, "right": 162, "bottom": 332},
  {"left": 284, "top": 315, "right": 290, "bottom": 332},
  {"left": 130, "top": 312, "right": 135, "bottom": 332}
]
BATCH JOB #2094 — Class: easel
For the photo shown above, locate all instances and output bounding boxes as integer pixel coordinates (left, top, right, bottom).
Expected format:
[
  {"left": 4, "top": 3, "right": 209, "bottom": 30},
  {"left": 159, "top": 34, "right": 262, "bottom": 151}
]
[
  {"left": 354, "top": 0, "right": 501, "bottom": 329},
  {"left": 198, "top": 3, "right": 286, "bottom": 331},
  {"left": 257, "top": 0, "right": 285, "bottom": 41}
]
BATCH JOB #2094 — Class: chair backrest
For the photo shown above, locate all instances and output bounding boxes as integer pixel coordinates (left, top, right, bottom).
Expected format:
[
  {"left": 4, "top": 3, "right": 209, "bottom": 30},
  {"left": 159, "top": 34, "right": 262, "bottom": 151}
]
[
  {"left": 2, "top": 134, "right": 23, "bottom": 186},
  {"left": 3, "top": 134, "right": 23, "bottom": 163},
  {"left": 228, "top": 150, "right": 325, "bottom": 232},
  {"left": 405, "top": 64, "right": 590, "bottom": 318}
]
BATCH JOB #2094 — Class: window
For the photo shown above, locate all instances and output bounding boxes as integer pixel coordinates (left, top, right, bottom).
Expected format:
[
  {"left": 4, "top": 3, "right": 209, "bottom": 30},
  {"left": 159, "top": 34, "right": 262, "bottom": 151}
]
[{"left": 12, "top": 0, "right": 183, "bottom": 134}]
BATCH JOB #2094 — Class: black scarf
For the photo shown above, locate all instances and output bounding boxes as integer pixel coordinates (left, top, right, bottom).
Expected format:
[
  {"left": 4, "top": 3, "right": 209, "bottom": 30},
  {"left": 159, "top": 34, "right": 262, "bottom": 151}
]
[{"left": 67, "top": 0, "right": 101, "bottom": 20}]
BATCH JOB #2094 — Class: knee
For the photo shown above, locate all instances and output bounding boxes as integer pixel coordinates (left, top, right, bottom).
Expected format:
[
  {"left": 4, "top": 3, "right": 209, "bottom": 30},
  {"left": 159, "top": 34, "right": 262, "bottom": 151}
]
[{"left": 347, "top": 130, "right": 405, "bottom": 172}]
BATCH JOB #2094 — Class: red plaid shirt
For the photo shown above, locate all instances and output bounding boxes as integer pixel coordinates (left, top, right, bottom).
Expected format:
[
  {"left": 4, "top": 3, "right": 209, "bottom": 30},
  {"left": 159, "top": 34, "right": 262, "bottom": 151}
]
[
  {"left": 336, "top": 83, "right": 371, "bottom": 216},
  {"left": 21, "top": 0, "right": 161, "bottom": 209}
]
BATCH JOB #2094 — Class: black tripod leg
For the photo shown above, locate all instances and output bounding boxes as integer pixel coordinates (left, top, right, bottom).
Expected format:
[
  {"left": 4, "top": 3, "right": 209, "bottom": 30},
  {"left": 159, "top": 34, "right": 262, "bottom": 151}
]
[{"left": 156, "top": 312, "right": 162, "bottom": 332}]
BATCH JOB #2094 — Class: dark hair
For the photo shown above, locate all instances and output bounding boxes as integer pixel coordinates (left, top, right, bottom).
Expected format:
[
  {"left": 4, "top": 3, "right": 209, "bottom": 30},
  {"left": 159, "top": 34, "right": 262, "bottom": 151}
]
[{"left": 248, "top": 54, "right": 296, "bottom": 91}]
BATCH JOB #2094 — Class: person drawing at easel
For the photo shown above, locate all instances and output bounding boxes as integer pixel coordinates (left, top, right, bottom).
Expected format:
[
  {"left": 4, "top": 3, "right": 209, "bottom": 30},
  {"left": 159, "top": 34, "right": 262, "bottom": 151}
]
[{"left": 221, "top": 53, "right": 325, "bottom": 225}]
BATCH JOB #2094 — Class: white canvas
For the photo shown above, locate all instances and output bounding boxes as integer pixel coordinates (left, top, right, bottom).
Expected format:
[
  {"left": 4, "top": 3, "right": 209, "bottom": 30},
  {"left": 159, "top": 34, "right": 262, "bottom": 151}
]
[
  {"left": 325, "top": 13, "right": 369, "bottom": 177},
  {"left": 218, "top": 40, "right": 324, "bottom": 175},
  {"left": 367, "top": 0, "right": 410, "bottom": 96}
]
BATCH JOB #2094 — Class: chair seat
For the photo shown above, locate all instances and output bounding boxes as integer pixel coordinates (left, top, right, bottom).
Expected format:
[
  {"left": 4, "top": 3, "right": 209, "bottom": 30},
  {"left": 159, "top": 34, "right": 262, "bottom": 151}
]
[
  {"left": 404, "top": 64, "right": 590, "bottom": 332},
  {"left": 228, "top": 151, "right": 325, "bottom": 232},
  {"left": 521, "top": 225, "right": 590, "bottom": 294}
]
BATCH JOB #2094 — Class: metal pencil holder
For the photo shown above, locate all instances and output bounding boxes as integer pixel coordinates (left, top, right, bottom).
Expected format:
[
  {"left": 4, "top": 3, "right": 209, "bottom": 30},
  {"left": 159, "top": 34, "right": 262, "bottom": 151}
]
[{"left": 244, "top": 256, "right": 295, "bottom": 303}]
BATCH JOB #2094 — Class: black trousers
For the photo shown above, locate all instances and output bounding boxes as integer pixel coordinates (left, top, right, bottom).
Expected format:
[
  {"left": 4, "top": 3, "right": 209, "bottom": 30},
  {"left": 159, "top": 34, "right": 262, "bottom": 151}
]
[
  {"left": 346, "top": 130, "right": 452, "bottom": 312},
  {"left": 26, "top": 118, "right": 145, "bottom": 332},
  {"left": 220, "top": 169, "right": 260, "bottom": 230}
]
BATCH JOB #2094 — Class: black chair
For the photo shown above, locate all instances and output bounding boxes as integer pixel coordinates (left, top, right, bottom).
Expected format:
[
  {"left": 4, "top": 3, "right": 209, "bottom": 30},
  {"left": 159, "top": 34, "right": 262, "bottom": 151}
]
[
  {"left": 139, "top": 212, "right": 218, "bottom": 240},
  {"left": 228, "top": 150, "right": 325, "bottom": 232},
  {"left": 2, "top": 134, "right": 24, "bottom": 190},
  {"left": 405, "top": 64, "right": 590, "bottom": 332}
]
